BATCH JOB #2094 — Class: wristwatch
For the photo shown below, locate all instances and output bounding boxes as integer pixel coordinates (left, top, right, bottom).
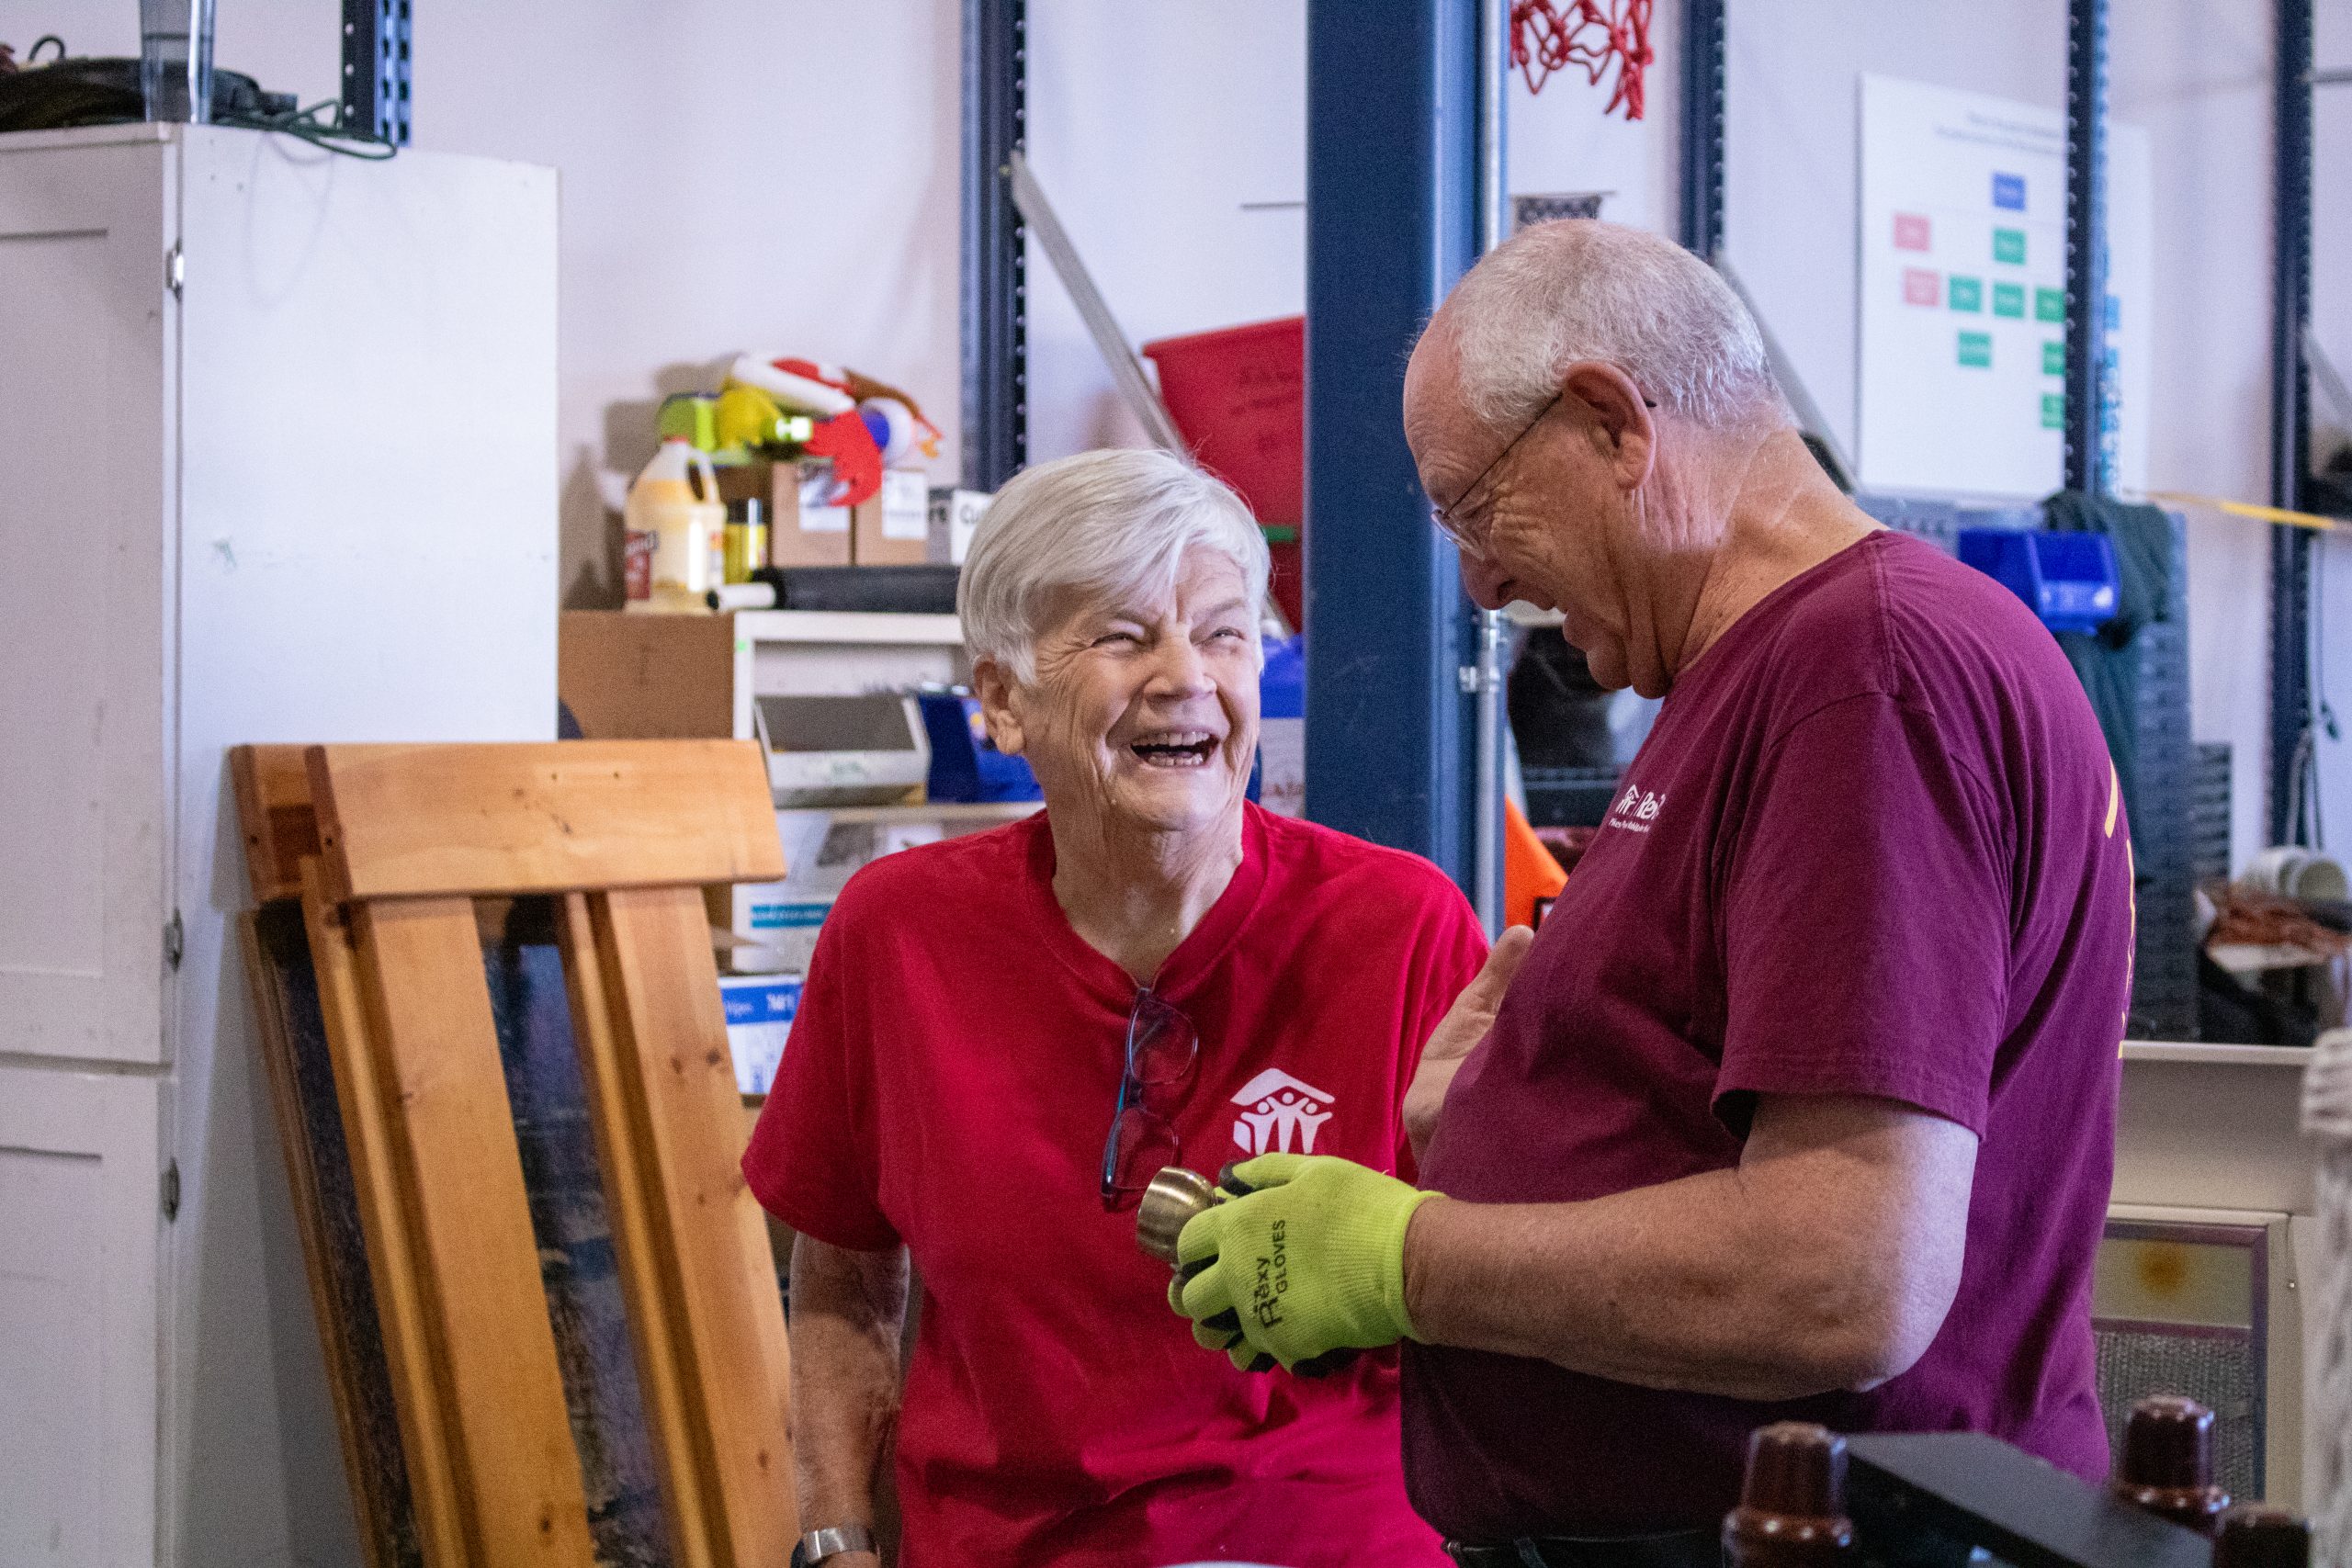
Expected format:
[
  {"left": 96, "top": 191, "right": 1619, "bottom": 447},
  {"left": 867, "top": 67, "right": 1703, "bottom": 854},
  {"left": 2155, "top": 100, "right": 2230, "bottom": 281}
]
[{"left": 792, "top": 1524, "right": 876, "bottom": 1566}]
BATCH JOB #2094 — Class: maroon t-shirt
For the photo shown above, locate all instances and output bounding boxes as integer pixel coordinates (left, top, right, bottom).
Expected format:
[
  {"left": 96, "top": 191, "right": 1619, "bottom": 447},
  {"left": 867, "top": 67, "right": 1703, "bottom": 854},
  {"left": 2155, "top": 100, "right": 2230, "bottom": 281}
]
[{"left": 1407, "top": 530, "right": 2132, "bottom": 1540}]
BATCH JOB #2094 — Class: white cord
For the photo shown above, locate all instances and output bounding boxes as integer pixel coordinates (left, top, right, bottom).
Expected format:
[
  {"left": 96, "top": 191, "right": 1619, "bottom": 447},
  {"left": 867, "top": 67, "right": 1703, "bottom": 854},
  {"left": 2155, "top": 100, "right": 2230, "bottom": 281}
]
[{"left": 2304, "top": 1029, "right": 2352, "bottom": 1562}]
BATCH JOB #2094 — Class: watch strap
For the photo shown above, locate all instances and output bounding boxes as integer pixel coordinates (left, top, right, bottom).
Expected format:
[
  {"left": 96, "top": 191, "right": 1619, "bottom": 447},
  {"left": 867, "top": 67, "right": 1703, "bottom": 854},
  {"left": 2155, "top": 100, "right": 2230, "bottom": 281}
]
[{"left": 797, "top": 1524, "right": 876, "bottom": 1564}]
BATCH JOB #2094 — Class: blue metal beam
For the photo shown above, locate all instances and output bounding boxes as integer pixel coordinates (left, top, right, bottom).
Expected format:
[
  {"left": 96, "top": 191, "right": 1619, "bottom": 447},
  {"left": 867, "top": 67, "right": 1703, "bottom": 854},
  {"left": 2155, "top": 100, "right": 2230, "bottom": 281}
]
[
  {"left": 1679, "top": 0, "right": 1726, "bottom": 257},
  {"left": 1304, "top": 0, "right": 1482, "bottom": 886},
  {"left": 2269, "top": 0, "right": 2315, "bottom": 844},
  {"left": 2062, "top": 0, "right": 2112, "bottom": 496},
  {"left": 961, "top": 0, "right": 1028, "bottom": 492}
]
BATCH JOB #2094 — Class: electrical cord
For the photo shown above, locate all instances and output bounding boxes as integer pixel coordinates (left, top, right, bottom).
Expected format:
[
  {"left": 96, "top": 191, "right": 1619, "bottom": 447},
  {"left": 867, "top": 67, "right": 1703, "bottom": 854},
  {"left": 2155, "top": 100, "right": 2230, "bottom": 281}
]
[{"left": 216, "top": 97, "right": 397, "bottom": 160}]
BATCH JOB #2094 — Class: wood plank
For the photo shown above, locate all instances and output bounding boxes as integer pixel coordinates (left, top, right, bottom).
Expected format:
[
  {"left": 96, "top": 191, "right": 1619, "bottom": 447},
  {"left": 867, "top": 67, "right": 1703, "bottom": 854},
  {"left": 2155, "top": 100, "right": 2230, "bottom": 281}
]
[
  {"left": 345, "top": 893, "right": 596, "bottom": 1568},
  {"left": 578, "top": 885, "right": 796, "bottom": 1567},
  {"left": 230, "top": 743, "right": 322, "bottom": 904},
  {"left": 239, "top": 912, "right": 409, "bottom": 1568},
  {"left": 310, "top": 741, "right": 785, "bottom": 901},
  {"left": 300, "top": 866, "right": 468, "bottom": 1568},
  {"left": 554, "top": 892, "right": 717, "bottom": 1568}
]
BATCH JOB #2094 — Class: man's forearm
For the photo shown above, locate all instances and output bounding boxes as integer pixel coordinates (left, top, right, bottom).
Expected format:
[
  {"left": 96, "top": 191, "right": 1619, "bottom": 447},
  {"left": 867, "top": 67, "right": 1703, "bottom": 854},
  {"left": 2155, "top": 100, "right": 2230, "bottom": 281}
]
[
  {"left": 787, "top": 1235, "right": 909, "bottom": 1547},
  {"left": 1402, "top": 1097, "right": 1974, "bottom": 1401}
]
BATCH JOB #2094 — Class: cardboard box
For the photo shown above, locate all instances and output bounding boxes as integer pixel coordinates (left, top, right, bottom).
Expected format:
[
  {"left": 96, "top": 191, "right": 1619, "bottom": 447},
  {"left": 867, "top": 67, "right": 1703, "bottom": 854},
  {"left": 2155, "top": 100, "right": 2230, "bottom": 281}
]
[
  {"left": 853, "top": 468, "right": 933, "bottom": 565},
  {"left": 774, "top": 458, "right": 854, "bottom": 568},
  {"left": 929, "top": 487, "right": 990, "bottom": 565}
]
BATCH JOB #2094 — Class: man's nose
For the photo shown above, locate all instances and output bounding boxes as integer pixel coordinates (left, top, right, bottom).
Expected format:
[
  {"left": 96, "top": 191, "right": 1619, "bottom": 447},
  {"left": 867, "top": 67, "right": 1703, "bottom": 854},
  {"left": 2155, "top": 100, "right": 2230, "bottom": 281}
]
[{"left": 1458, "top": 547, "right": 1512, "bottom": 610}]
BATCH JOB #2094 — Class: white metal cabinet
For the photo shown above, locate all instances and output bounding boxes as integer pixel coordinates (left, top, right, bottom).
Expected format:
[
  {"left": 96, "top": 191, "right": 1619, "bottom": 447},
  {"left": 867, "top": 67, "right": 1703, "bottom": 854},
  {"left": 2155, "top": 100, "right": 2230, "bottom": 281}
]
[
  {"left": 0, "top": 124, "right": 558, "bottom": 1568},
  {"left": 0, "top": 1068, "right": 162, "bottom": 1568},
  {"left": 0, "top": 139, "right": 172, "bottom": 1068}
]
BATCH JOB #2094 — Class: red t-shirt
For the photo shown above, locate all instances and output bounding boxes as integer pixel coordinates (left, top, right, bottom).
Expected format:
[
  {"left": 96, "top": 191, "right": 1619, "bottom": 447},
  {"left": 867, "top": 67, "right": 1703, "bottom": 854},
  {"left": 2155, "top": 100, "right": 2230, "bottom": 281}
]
[
  {"left": 746, "top": 804, "right": 1484, "bottom": 1568},
  {"left": 1408, "top": 531, "right": 2132, "bottom": 1540}
]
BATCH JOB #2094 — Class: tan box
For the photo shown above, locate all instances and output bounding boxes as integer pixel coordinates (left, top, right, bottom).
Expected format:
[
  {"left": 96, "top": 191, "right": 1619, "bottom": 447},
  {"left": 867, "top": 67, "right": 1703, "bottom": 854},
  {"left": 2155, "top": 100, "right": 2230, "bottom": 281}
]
[
  {"left": 774, "top": 458, "right": 854, "bottom": 568},
  {"left": 853, "top": 468, "right": 933, "bottom": 565},
  {"left": 559, "top": 610, "right": 735, "bottom": 739}
]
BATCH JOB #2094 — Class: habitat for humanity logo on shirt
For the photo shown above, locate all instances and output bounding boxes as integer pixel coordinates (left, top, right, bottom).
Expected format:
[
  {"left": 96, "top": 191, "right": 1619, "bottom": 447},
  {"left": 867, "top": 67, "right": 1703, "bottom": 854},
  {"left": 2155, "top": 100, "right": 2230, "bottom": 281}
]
[
  {"left": 1607, "top": 783, "right": 1667, "bottom": 835},
  {"left": 1229, "top": 1068, "right": 1335, "bottom": 1156}
]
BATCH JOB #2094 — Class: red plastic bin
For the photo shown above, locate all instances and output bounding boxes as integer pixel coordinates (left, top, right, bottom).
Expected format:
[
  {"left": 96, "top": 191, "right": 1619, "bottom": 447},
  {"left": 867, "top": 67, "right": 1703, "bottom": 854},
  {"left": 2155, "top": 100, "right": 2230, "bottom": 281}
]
[{"left": 1141, "top": 316, "right": 1304, "bottom": 526}]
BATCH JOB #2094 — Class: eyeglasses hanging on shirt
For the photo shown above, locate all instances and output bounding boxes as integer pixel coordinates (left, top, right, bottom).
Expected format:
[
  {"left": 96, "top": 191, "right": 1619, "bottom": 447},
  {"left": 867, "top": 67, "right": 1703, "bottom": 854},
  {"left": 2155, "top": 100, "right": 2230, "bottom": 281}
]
[{"left": 1101, "top": 988, "right": 1200, "bottom": 1212}]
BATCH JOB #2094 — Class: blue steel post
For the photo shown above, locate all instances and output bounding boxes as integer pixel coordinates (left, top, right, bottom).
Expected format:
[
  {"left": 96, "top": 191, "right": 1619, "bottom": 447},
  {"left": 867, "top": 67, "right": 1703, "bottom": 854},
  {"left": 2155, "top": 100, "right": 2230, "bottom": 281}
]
[
  {"left": 2269, "top": 0, "right": 2315, "bottom": 844},
  {"left": 962, "top": 0, "right": 1028, "bottom": 492},
  {"left": 1679, "top": 0, "right": 1726, "bottom": 258},
  {"left": 340, "top": 0, "right": 412, "bottom": 145},
  {"left": 1304, "top": 0, "right": 1483, "bottom": 888},
  {"left": 2062, "top": 0, "right": 2111, "bottom": 496}
]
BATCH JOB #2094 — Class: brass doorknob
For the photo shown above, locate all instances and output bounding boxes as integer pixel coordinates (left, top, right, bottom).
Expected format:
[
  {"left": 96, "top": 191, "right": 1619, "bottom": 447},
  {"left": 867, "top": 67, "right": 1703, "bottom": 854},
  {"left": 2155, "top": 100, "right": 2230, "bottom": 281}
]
[{"left": 1135, "top": 1167, "right": 1222, "bottom": 1265}]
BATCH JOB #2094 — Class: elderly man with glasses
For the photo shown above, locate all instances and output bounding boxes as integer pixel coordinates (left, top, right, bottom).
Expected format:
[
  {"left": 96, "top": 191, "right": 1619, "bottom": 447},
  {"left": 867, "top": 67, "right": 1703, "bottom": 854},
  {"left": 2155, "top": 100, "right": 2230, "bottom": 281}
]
[
  {"left": 744, "top": 447, "right": 1490, "bottom": 1568},
  {"left": 1167, "top": 220, "right": 2135, "bottom": 1568}
]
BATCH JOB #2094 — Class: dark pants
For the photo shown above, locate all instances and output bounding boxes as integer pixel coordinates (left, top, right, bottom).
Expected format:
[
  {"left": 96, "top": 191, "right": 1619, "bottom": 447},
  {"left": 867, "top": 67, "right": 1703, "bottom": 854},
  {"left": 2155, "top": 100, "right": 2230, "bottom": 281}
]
[{"left": 1445, "top": 1530, "right": 1719, "bottom": 1568}]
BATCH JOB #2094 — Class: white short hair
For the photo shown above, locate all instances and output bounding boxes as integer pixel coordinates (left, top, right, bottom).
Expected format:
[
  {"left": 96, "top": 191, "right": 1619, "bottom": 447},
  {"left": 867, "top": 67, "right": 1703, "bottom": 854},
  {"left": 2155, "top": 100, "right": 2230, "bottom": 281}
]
[
  {"left": 958, "top": 447, "right": 1270, "bottom": 683},
  {"left": 1445, "top": 219, "right": 1787, "bottom": 434}
]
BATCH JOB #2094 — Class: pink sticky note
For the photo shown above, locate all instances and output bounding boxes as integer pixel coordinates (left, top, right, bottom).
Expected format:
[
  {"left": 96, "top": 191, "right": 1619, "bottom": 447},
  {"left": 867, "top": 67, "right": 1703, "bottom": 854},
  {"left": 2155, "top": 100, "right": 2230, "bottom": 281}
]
[
  {"left": 1902, "top": 267, "right": 1940, "bottom": 306},
  {"left": 1894, "top": 213, "right": 1931, "bottom": 252}
]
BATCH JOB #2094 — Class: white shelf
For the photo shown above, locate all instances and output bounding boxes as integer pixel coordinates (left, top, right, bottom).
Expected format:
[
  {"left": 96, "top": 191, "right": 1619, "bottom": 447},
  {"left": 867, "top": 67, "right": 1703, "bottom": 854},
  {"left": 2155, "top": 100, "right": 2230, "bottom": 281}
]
[
  {"left": 2121, "top": 1041, "right": 2315, "bottom": 1068},
  {"left": 732, "top": 610, "right": 964, "bottom": 646}
]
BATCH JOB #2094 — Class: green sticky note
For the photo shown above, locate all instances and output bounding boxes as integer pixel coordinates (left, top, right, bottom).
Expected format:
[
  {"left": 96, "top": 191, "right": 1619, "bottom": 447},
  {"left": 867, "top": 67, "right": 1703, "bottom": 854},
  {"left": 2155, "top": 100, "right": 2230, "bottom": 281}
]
[
  {"left": 2036, "top": 286, "right": 2065, "bottom": 322},
  {"left": 1959, "top": 332, "right": 1994, "bottom": 368},
  {"left": 1994, "top": 228, "right": 2027, "bottom": 265},
  {"left": 1993, "top": 282, "right": 2026, "bottom": 318},
  {"left": 2041, "top": 392, "right": 2065, "bottom": 428},
  {"left": 1949, "top": 276, "right": 1984, "bottom": 312},
  {"left": 2043, "top": 340, "right": 2066, "bottom": 375}
]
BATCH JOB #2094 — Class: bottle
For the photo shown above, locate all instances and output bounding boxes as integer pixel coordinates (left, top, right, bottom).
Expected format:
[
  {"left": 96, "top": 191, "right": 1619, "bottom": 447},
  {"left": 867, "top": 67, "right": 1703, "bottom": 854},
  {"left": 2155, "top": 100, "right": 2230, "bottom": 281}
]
[
  {"left": 2111, "top": 1395, "right": 2231, "bottom": 1536},
  {"left": 624, "top": 439, "right": 727, "bottom": 614},
  {"left": 1723, "top": 1422, "right": 1856, "bottom": 1566},
  {"left": 2211, "top": 1506, "right": 2310, "bottom": 1567}
]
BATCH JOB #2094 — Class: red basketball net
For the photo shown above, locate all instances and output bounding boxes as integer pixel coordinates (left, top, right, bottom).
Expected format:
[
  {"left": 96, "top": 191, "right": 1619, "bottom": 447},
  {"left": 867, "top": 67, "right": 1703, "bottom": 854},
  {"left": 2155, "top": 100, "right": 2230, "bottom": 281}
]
[{"left": 1510, "top": 0, "right": 1656, "bottom": 120}]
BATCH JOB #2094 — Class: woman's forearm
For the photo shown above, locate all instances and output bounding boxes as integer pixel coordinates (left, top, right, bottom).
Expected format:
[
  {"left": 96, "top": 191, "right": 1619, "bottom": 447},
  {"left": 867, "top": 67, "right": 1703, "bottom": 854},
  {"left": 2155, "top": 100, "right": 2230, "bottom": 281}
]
[{"left": 787, "top": 1235, "right": 910, "bottom": 1544}]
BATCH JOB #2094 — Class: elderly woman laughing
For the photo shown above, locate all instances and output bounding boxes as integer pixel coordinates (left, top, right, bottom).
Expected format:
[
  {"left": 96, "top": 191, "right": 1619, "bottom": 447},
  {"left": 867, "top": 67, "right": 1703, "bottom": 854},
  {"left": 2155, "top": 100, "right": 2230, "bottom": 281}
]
[{"left": 742, "top": 448, "right": 1487, "bottom": 1568}]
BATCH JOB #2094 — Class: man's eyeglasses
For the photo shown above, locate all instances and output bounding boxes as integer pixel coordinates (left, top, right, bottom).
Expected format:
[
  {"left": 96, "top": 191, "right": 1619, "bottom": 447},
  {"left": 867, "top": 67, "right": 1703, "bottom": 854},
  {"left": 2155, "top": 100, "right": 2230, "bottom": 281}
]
[
  {"left": 1100, "top": 987, "right": 1199, "bottom": 1211},
  {"left": 1426, "top": 387, "right": 1657, "bottom": 560}
]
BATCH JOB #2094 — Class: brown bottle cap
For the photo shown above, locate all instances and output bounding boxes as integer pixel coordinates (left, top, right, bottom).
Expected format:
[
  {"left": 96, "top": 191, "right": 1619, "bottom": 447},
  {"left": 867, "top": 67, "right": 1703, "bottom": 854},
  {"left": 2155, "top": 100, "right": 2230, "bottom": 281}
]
[
  {"left": 1724, "top": 1423, "right": 1854, "bottom": 1564},
  {"left": 2212, "top": 1506, "right": 2310, "bottom": 1568},
  {"left": 2113, "top": 1396, "right": 2230, "bottom": 1533},
  {"left": 2120, "top": 1396, "right": 2215, "bottom": 1489}
]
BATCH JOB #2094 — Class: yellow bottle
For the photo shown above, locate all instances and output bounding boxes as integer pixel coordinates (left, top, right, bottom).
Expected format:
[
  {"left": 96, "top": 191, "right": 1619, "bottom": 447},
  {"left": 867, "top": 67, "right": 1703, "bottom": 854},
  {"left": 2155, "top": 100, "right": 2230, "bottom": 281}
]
[{"left": 624, "top": 438, "right": 727, "bottom": 614}]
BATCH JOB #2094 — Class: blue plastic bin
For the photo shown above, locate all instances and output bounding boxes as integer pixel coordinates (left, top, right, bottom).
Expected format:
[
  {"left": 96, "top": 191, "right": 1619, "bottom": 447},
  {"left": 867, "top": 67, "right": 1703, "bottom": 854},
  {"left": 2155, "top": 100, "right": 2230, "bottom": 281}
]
[
  {"left": 916, "top": 690, "right": 1043, "bottom": 803},
  {"left": 1955, "top": 528, "right": 2120, "bottom": 634}
]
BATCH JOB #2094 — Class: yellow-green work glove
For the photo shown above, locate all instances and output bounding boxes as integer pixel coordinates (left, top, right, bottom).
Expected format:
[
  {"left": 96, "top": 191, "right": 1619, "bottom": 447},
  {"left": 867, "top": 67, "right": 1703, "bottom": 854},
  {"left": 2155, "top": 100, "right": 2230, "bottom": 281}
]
[{"left": 1167, "top": 1153, "right": 1440, "bottom": 1373}]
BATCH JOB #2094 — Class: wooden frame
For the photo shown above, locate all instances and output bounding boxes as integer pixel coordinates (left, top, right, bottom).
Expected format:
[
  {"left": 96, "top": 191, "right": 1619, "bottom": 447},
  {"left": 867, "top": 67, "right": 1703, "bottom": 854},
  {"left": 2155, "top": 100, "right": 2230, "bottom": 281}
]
[{"left": 233, "top": 741, "right": 793, "bottom": 1568}]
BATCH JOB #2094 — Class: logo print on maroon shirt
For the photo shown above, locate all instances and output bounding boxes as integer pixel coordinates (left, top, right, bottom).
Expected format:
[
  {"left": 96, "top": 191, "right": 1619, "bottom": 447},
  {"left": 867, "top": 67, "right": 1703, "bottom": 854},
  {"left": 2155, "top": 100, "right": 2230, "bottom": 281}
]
[{"left": 1606, "top": 784, "right": 1667, "bottom": 834}]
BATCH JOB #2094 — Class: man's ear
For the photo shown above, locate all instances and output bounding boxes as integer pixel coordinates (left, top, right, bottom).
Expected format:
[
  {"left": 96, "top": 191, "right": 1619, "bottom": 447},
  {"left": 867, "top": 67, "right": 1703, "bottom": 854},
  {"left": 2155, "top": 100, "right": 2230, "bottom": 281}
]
[
  {"left": 1558, "top": 360, "right": 1657, "bottom": 490},
  {"left": 971, "top": 656, "right": 1028, "bottom": 757}
]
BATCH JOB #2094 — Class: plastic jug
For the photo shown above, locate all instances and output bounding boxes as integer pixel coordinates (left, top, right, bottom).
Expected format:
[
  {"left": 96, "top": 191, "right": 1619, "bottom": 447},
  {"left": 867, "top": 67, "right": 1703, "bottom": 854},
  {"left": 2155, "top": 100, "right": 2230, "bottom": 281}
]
[{"left": 625, "top": 438, "right": 727, "bottom": 613}]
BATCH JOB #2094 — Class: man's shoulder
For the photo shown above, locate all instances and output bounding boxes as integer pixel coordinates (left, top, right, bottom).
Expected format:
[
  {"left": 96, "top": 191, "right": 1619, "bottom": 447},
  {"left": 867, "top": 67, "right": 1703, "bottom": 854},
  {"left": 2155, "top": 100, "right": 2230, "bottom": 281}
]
[{"left": 1748, "top": 531, "right": 2071, "bottom": 714}]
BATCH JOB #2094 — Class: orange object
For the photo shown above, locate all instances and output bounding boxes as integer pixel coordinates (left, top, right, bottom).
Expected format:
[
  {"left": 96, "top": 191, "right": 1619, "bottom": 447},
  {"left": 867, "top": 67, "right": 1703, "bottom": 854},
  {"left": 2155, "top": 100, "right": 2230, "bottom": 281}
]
[{"left": 1505, "top": 797, "right": 1568, "bottom": 928}]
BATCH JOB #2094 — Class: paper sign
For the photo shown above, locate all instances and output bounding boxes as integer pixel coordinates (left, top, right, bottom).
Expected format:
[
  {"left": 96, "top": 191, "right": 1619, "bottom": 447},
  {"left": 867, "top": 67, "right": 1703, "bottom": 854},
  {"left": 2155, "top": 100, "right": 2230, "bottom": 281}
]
[{"left": 1857, "top": 75, "right": 2151, "bottom": 497}]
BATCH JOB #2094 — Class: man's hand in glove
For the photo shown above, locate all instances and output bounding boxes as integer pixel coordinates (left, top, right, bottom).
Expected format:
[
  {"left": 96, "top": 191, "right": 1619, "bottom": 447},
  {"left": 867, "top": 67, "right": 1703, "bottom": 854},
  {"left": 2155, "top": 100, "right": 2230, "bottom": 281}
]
[{"left": 1168, "top": 1154, "right": 1439, "bottom": 1372}]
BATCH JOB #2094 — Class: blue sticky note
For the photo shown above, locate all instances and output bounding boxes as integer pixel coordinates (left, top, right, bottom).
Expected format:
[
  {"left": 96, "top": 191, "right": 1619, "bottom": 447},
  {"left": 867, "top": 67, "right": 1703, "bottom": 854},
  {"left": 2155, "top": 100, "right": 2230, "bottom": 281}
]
[{"left": 1993, "top": 172, "right": 2027, "bottom": 211}]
